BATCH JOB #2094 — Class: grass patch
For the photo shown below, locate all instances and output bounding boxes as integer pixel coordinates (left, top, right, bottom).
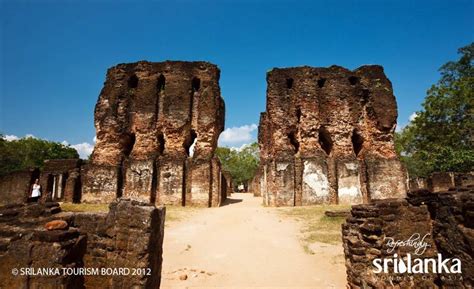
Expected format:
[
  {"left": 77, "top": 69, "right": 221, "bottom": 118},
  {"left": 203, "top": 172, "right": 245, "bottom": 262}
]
[
  {"left": 163, "top": 205, "right": 201, "bottom": 226},
  {"left": 278, "top": 205, "right": 350, "bottom": 248},
  {"left": 60, "top": 203, "right": 109, "bottom": 213}
]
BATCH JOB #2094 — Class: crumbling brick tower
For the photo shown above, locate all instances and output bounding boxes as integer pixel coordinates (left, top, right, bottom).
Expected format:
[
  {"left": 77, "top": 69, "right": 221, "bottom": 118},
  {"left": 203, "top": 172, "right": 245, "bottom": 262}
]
[
  {"left": 258, "top": 65, "right": 407, "bottom": 206},
  {"left": 81, "top": 61, "right": 226, "bottom": 206}
]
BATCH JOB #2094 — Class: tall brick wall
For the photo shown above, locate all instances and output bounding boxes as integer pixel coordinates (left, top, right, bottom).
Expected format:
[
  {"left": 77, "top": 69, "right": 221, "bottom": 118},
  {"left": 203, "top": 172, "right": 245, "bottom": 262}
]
[
  {"left": 256, "top": 65, "right": 407, "bottom": 206},
  {"left": 81, "top": 61, "right": 226, "bottom": 207}
]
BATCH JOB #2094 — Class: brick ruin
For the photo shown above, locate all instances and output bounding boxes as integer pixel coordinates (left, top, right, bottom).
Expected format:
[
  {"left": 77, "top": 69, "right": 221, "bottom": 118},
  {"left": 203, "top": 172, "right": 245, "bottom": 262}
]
[
  {"left": 0, "top": 61, "right": 230, "bottom": 209},
  {"left": 80, "top": 61, "right": 227, "bottom": 207},
  {"left": 40, "top": 159, "right": 83, "bottom": 203},
  {"left": 0, "top": 199, "right": 165, "bottom": 289},
  {"left": 254, "top": 65, "right": 407, "bottom": 206},
  {"left": 0, "top": 61, "right": 231, "bottom": 207},
  {"left": 410, "top": 171, "right": 474, "bottom": 193},
  {"left": 342, "top": 186, "right": 473, "bottom": 288},
  {"left": 0, "top": 168, "right": 40, "bottom": 205}
]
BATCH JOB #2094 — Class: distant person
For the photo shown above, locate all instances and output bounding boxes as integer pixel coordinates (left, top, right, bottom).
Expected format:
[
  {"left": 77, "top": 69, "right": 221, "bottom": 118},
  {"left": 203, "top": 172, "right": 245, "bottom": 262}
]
[{"left": 29, "top": 179, "right": 41, "bottom": 202}]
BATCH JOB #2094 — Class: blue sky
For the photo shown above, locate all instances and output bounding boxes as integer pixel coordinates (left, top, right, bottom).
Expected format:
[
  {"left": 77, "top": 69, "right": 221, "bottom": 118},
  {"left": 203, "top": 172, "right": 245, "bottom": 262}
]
[{"left": 1, "top": 0, "right": 473, "bottom": 157}]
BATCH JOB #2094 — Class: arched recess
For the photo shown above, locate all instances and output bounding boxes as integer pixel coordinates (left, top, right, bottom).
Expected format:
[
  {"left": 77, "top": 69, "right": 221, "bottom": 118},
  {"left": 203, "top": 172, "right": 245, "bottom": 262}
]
[
  {"left": 157, "top": 74, "right": 166, "bottom": 91},
  {"left": 183, "top": 130, "right": 198, "bottom": 157},
  {"left": 351, "top": 129, "right": 364, "bottom": 156},
  {"left": 122, "top": 133, "right": 136, "bottom": 157},
  {"left": 286, "top": 78, "right": 294, "bottom": 89},
  {"left": 288, "top": 131, "right": 299, "bottom": 154},
  {"left": 128, "top": 74, "right": 139, "bottom": 88},
  {"left": 192, "top": 77, "right": 201, "bottom": 92},
  {"left": 157, "top": 133, "right": 165, "bottom": 155},
  {"left": 318, "top": 126, "right": 332, "bottom": 155},
  {"left": 317, "top": 78, "right": 326, "bottom": 88}
]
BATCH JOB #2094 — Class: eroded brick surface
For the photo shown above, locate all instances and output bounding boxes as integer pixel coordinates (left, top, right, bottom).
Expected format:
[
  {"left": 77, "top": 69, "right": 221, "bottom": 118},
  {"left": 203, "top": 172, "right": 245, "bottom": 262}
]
[
  {"left": 256, "top": 65, "right": 407, "bottom": 206},
  {"left": 81, "top": 61, "right": 228, "bottom": 206}
]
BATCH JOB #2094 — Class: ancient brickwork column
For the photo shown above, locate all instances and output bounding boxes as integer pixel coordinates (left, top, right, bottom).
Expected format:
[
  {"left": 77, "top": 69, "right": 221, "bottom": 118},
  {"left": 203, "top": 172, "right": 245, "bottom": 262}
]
[
  {"left": 82, "top": 61, "right": 224, "bottom": 206},
  {"left": 257, "top": 65, "right": 407, "bottom": 206}
]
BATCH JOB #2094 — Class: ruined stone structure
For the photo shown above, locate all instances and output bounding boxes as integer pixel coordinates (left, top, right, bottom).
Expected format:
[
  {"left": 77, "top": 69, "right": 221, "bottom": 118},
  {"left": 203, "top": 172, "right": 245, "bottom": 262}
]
[
  {"left": 256, "top": 65, "right": 407, "bottom": 206},
  {"left": 40, "top": 159, "right": 83, "bottom": 203},
  {"left": 0, "top": 199, "right": 165, "bottom": 289},
  {"left": 81, "top": 61, "right": 227, "bottom": 207},
  {"left": 342, "top": 188, "right": 473, "bottom": 288},
  {"left": 409, "top": 171, "right": 474, "bottom": 193},
  {"left": 0, "top": 168, "right": 40, "bottom": 205}
]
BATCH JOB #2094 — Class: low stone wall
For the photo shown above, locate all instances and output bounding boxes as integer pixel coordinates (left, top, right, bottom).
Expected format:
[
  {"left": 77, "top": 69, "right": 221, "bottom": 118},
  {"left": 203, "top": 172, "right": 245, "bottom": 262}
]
[
  {"left": 342, "top": 189, "right": 473, "bottom": 288},
  {"left": 0, "top": 199, "right": 165, "bottom": 289},
  {"left": 0, "top": 202, "right": 86, "bottom": 289},
  {"left": 409, "top": 171, "right": 474, "bottom": 192},
  {"left": 0, "top": 168, "right": 39, "bottom": 205}
]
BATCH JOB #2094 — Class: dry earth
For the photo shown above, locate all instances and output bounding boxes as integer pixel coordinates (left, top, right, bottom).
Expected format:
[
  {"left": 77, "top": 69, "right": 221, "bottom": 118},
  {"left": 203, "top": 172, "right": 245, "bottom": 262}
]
[{"left": 161, "top": 193, "right": 346, "bottom": 289}]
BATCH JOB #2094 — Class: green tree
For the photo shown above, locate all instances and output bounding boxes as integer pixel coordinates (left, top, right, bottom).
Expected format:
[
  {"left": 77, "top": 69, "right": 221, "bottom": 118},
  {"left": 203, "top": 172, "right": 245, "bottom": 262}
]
[
  {"left": 0, "top": 134, "right": 79, "bottom": 176},
  {"left": 395, "top": 43, "right": 474, "bottom": 177},
  {"left": 215, "top": 142, "right": 259, "bottom": 188}
]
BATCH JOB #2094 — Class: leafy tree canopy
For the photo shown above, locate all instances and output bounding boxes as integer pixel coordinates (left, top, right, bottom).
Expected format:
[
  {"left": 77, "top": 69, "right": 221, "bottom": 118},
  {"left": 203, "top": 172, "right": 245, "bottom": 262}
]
[
  {"left": 395, "top": 43, "right": 474, "bottom": 177},
  {"left": 0, "top": 134, "right": 79, "bottom": 176},
  {"left": 215, "top": 142, "right": 259, "bottom": 187}
]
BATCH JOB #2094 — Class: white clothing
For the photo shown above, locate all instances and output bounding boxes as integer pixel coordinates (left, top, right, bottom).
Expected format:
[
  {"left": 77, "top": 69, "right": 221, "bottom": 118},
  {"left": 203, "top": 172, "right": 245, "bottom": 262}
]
[{"left": 31, "top": 184, "right": 41, "bottom": 197}]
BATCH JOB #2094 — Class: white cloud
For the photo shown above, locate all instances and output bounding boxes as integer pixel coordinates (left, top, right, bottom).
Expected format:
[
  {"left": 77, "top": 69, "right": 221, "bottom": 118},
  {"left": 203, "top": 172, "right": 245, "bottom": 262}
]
[
  {"left": 230, "top": 143, "right": 252, "bottom": 151},
  {"left": 3, "top": 134, "right": 36, "bottom": 141},
  {"left": 70, "top": 142, "right": 94, "bottom": 159},
  {"left": 218, "top": 124, "right": 258, "bottom": 146},
  {"left": 3, "top": 134, "right": 19, "bottom": 141},
  {"left": 62, "top": 137, "right": 95, "bottom": 159},
  {"left": 396, "top": 112, "right": 419, "bottom": 132}
]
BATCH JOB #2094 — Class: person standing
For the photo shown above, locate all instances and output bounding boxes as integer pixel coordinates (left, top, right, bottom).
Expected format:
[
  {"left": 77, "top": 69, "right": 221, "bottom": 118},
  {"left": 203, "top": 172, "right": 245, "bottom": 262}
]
[{"left": 30, "top": 179, "right": 41, "bottom": 202}]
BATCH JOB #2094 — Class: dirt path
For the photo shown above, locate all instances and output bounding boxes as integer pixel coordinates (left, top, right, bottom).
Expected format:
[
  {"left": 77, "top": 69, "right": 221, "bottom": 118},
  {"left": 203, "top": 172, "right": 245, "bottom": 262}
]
[{"left": 161, "top": 193, "right": 346, "bottom": 289}]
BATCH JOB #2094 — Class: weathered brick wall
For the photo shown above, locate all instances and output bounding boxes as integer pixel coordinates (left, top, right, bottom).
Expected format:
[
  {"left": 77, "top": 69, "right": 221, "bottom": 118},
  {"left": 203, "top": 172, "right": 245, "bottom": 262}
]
[
  {"left": 409, "top": 172, "right": 474, "bottom": 192},
  {"left": 68, "top": 199, "right": 165, "bottom": 289},
  {"left": 0, "top": 202, "right": 86, "bottom": 289},
  {"left": 39, "top": 159, "right": 82, "bottom": 203},
  {"left": 0, "top": 168, "right": 39, "bottom": 205},
  {"left": 342, "top": 189, "right": 474, "bottom": 288},
  {"left": 0, "top": 199, "right": 165, "bottom": 289},
  {"left": 257, "top": 65, "right": 407, "bottom": 206},
  {"left": 82, "top": 61, "right": 225, "bottom": 207}
]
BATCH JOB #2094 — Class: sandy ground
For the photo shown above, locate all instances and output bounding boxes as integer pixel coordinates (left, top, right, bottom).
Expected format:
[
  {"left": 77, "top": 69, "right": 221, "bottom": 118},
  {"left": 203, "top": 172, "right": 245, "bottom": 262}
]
[{"left": 161, "top": 193, "right": 346, "bottom": 289}]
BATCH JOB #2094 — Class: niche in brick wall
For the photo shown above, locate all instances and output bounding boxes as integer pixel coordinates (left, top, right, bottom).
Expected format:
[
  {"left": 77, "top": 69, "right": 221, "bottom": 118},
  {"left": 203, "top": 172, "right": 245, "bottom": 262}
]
[
  {"left": 128, "top": 74, "right": 139, "bottom": 88},
  {"left": 351, "top": 129, "right": 364, "bottom": 156},
  {"left": 348, "top": 76, "right": 359, "bottom": 85},
  {"left": 157, "top": 74, "right": 166, "bottom": 91},
  {"left": 296, "top": 107, "right": 302, "bottom": 123},
  {"left": 192, "top": 77, "right": 201, "bottom": 92},
  {"left": 286, "top": 78, "right": 294, "bottom": 89},
  {"left": 317, "top": 78, "right": 326, "bottom": 88},
  {"left": 158, "top": 133, "right": 165, "bottom": 155},
  {"left": 184, "top": 130, "right": 198, "bottom": 157},
  {"left": 288, "top": 131, "right": 299, "bottom": 154},
  {"left": 318, "top": 126, "right": 332, "bottom": 155},
  {"left": 122, "top": 133, "right": 136, "bottom": 157}
]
